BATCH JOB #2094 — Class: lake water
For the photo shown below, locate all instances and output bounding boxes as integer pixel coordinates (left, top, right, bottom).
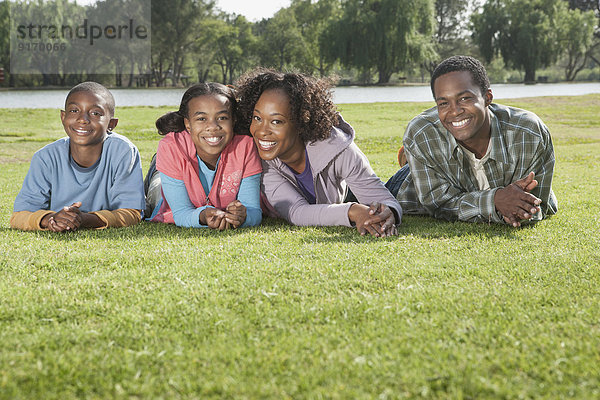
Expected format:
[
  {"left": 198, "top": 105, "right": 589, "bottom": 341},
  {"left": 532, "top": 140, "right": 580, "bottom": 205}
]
[{"left": 1, "top": 82, "right": 599, "bottom": 108}]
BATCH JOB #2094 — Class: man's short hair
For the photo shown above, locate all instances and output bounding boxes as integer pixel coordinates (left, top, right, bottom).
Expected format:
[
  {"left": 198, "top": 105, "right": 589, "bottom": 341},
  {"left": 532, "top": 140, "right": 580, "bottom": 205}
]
[
  {"left": 430, "top": 56, "right": 490, "bottom": 98},
  {"left": 66, "top": 81, "right": 115, "bottom": 116}
]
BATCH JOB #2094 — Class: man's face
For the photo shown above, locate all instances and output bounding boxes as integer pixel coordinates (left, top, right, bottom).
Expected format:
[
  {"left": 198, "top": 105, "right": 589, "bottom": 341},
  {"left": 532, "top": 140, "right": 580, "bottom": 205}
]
[{"left": 433, "top": 70, "right": 493, "bottom": 149}]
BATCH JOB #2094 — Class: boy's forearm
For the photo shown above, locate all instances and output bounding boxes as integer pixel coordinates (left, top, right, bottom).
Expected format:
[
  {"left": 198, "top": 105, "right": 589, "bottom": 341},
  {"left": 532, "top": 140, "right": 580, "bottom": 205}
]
[
  {"left": 81, "top": 212, "right": 107, "bottom": 229},
  {"left": 89, "top": 209, "right": 142, "bottom": 229}
]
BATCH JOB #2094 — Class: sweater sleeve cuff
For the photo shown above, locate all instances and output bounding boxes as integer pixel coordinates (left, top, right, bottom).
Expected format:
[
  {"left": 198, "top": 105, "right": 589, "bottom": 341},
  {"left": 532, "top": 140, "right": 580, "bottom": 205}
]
[
  {"left": 10, "top": 210, "right": 54, "bottom": 231},
  {"left": 89, "top": 209, "right": 141, "bottom": 229}
]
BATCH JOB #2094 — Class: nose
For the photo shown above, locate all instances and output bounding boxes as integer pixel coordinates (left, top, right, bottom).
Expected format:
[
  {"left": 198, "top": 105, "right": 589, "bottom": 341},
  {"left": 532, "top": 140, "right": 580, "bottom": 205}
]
[
  {"left": 206, "top": 118, "right": 220, "bottom": 131},
  {"left": 77, "top": 112, "right": 90, "bottom": 124},
  {"left": 251, "top": 119, "right": 267, "bottom": 138},
  {"left": 448, "top": 101, "right": 463, "bottom": 116}
]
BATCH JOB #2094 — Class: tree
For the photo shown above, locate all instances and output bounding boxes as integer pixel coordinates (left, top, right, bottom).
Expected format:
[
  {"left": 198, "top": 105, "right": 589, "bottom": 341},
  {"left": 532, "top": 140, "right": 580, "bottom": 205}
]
[
  {"left": 567, "top": 0, "right": 600, "bottom": 13},
  {"left": 9, "top": 0, "right": 89, "bottom": 86},
  {"left": 472, "top": 0, "right": 565, "bottom": 83},
  {"left": 291, "top": 0, "right": 341, "bottom": 76},
  {"left": 211, "top": 14, "right": 256, "bottom": 84},
  {"left": 151, "top": 0, "right": 215, "bottom": 86},
  {"left": 254, "top": 8, "right": 308, "bottom": 71},
  {"left": 556, "top": 7, "right": 596, "bottom": 80},
  {"left": 321, "top": 0, "right": 435, "bottom": 84},
  {"left": 421, "top": 0, "right": 476, "bottom": 77},
  {"left": 0, "top": 1, "right": 9, "bottom": 86},
  {"left": 567, "top": 0, "right": 600, "bottom": 72}
]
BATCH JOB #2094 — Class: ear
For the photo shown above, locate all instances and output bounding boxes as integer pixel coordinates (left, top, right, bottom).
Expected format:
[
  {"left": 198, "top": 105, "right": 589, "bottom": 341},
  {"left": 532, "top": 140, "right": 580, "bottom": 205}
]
[
  {"left": 184, "top": 117, "right": 191, "bottom": 133},
  {"left": 60, "top": 109, "right": 66, "bottom": 123},
  {"left": 108, "top": 118, "right": 118, "bottom": 131},
  {"left": 484, "top": 89, "right": 493, "bottom": 107}
]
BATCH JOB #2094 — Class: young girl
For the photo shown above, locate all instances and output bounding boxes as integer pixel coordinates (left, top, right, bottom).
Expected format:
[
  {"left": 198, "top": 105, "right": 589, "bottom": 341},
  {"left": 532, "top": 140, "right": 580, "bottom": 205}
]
[
  {"left": 235, "top": 69, "right": 401, "bottom": 237},
  {"left": 148, "top": 83, "right": 262, "bottom": 230}
]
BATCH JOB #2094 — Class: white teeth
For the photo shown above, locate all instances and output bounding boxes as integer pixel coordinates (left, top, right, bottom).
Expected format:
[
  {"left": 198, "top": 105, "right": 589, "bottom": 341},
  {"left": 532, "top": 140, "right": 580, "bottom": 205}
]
[
  {"left": 74, "top": 128, "right": 90, "bottom": 134},
  {"left": 258, "top": 140, "right": 276, "bottom": 148},
  {"left": 204, "top": 136, "right": 222, "bottom": 144},
  {"left": 452, "top": 118, "right": 470, "bottom": 128}
]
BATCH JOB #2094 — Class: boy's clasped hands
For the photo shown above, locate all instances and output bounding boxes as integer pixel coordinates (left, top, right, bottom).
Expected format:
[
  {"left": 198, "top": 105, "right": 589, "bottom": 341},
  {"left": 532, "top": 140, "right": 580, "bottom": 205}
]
[
  {"left": 40, "top": 201, "right": 103, "bottom": 232},
  {"left": 199, "top": 200, "right": 247, "bottom": 231}
]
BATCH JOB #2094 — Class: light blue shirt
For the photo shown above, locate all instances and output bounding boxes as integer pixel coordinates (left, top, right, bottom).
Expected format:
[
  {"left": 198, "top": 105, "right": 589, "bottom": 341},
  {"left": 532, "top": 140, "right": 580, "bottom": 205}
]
[
  {"left": 158, "top": 155, "right": 261, "bottom": 228},
  {"left": 13, "top": 133, "right": 145, "bottom": 213}
]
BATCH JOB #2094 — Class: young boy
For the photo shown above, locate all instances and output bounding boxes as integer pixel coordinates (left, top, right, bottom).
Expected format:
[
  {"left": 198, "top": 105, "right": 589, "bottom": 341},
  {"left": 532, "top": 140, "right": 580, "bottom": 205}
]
[{"left": 10, "top": 82, "right": 146, "bottom": 231}]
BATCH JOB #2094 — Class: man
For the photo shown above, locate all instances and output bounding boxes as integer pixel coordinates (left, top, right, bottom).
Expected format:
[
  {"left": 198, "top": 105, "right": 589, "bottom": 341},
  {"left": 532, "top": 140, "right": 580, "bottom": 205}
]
[{"left": 387, "top": 55, "right": 557, "bottom": 227}]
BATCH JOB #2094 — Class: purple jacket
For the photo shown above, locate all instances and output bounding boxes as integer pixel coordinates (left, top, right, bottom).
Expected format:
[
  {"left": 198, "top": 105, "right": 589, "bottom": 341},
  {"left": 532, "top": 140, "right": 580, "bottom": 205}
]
[{"left": 261, "top": 116, "right": 402, "bottom": 227}]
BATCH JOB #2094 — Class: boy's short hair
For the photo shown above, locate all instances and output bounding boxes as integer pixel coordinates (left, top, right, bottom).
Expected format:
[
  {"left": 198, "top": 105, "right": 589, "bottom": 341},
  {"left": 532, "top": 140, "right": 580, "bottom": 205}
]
[
  {"left": 66, "top": 81, "right": 115, "bottom": 116},
  {"left": 430, "top": 56, "right": 490, "bottom": 98}
]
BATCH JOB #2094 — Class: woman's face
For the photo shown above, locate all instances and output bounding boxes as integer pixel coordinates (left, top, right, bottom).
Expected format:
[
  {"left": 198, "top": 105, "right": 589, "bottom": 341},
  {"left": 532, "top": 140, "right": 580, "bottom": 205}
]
[
  {"left": 184, "top": 94, "right": 234, "bottom": 169},
  {"left": 249, "top": 89, "right": 304, "bottom": 164}
]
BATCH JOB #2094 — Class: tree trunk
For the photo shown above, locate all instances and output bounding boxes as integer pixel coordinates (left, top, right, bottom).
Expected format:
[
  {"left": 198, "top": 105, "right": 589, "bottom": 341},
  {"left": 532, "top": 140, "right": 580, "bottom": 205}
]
[
  {"left": 377, "top": 67, "right": 392, "bottom": 84},
  {"left": 127, "top": 61, "right": 134, "bottom": 87},
  {"left": 524, "top": 68, "right": 536, "bottom": 84}
]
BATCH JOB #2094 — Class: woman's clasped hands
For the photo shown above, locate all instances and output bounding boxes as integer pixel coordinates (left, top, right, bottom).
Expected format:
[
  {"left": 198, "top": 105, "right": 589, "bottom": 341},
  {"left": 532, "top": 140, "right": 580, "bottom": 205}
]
[{"left": 349, "top": 202, "right": 398, "bottom": 238}]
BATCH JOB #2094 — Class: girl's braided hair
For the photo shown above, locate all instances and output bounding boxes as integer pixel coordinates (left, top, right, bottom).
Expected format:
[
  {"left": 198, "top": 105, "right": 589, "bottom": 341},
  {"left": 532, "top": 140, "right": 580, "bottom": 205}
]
[{"left": 155, "top": 82, "right": 239, "bottom": 135}]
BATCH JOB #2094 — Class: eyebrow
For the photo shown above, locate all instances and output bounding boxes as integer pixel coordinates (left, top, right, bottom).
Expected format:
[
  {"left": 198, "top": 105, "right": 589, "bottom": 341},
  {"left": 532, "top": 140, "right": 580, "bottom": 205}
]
[
  {"left": 435, "top": 90, "right": 473, "bottom": 102},
  {"left": 253, "top": 108, "right": 286, "bottom": 117},
  {"left": 191, "top": 109, "right": 229, "bottom": 116},
  {"left": 65, "top": 101, "right": 104, "bottom": 110}
]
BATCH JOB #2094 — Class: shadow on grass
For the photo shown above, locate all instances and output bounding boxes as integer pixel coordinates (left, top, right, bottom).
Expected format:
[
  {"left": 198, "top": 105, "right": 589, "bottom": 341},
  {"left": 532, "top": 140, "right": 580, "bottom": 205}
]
[
  {"left": 1, "top": 217, "right": 298, "bottom": 242},
  {"left": 1, "top": 214, "right": 529, "bottom": 243}
]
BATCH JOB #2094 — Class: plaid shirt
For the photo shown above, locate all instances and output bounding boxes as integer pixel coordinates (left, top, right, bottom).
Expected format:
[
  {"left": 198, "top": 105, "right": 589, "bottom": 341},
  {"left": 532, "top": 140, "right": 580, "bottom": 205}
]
[{"left": 397, "top": 103, "right": 558, "bottom": 224}]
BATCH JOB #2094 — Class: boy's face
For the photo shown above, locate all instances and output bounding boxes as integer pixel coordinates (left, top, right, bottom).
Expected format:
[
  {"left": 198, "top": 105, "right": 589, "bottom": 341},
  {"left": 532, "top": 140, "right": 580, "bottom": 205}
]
[
  {"left": 433, "top": 70, "right": 492, "bottom": 148},
  {"left": 60, "top": 91, "right": 118, "bottom": 148}
]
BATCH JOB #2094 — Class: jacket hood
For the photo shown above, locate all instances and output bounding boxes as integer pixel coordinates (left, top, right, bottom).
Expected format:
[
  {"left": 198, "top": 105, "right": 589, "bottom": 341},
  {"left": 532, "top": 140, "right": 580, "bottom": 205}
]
[{"left": 305, "top": 113, "right": 355, "bottom": 174}]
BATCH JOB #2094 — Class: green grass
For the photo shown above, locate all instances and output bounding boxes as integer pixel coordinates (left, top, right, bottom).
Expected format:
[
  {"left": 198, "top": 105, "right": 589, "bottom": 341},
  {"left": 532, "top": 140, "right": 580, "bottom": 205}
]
[{"left": 1, "top": 95, "right": 599, "bottom": 399}]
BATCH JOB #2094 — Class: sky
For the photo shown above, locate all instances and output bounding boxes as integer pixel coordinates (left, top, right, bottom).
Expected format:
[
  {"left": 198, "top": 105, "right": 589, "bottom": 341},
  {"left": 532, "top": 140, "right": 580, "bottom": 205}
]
[{"left": 215, "top": 0, "right": 292, "bottom": 21}]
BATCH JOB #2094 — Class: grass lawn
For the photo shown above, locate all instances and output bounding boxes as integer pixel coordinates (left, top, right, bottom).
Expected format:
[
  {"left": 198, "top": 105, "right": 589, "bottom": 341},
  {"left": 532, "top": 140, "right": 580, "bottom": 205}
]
[{"left": 1, "top": 95, "right": 599, "bottom": 399}]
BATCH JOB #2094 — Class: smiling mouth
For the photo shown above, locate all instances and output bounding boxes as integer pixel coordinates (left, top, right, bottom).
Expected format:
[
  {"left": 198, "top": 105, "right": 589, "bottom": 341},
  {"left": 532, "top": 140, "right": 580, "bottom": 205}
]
[
  {"left": 451, "top": 118, "right": 471, "bottom": 128},
  {"left": 203, "top": 136, "right": 225, "bottom": 146},
  {"left": 73, "top": 127, "right": 93, "bottom": 135},
  {"left": 257, "top": 139, "right": 276, "bottom": 150}
]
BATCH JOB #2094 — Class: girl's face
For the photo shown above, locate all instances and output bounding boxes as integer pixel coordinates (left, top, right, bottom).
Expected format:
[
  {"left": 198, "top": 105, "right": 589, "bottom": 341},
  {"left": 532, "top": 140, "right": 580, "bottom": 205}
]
[
  {"left": 250, "top": 89, "right": 303, "bottom": 163},
  {"left": 184, "top": 94, "right": 234, "bottom": 169}
]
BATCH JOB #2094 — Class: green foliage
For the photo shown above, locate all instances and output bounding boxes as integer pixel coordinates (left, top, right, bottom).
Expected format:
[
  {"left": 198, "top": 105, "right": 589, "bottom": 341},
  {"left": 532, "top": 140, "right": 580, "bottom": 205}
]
[
  {"left": 322, "top": 0, "right": 436, "bottom": 84},
  {"left": 151, "top": 0, "right": 215, "bottom": 86},
  {"left": 471, "top": 0, "right": 587, "bottom": 83},
  {"left": 421, "top": 0, "right": 476, "bottom": 76},
  {"left": 0, "top": 1, "right": 9, "bottom": 84},
  {"left": 291, "top": 0, "right": 342, "bottom": 76},
  {"left": 556, "top": 7, "right": 597, "bottom": 80},
  {"left": 2, "top": 0, "right": 599, "bottom": 87},
  {"left": 253, "top": 8, "right": 308, "bottom": 71},
  {"left": 1, "top": 96, "right": 600, "bottom": 398},
  {"left": 210, "top": 15, "right": 256, "bottom": 84}
]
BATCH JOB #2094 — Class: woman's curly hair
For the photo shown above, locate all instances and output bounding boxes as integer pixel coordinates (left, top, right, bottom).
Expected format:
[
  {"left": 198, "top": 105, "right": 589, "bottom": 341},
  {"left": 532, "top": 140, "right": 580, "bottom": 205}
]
[{"left": 235, "top": 68, "right": 338, "bottom": 143}]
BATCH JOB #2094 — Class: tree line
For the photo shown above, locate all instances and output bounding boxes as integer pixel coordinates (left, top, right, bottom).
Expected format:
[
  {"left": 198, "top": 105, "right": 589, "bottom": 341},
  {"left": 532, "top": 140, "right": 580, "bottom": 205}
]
[{"left": 0, "top": 0, "right": 598, "bottom": 88}]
